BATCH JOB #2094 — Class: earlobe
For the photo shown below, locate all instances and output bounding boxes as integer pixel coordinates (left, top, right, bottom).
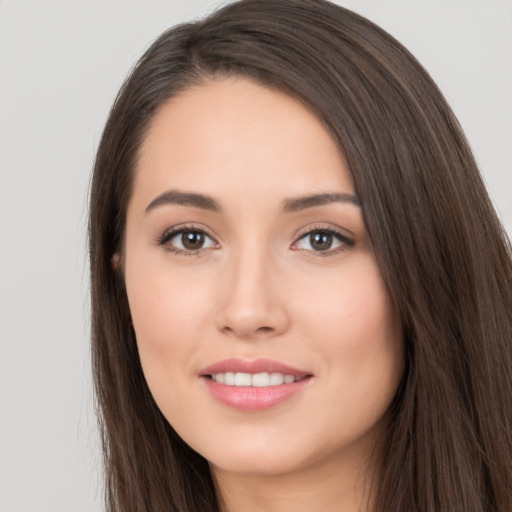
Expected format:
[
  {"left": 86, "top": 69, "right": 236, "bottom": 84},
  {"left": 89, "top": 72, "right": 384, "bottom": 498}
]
[{"left": 111, "top": 252, "right": 121, "bottom": 270}]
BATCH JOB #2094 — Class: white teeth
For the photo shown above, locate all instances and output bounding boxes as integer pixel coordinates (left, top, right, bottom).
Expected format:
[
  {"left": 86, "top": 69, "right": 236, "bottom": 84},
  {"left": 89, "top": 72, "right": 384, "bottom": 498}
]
[
  {"left": 284, "top": 374, "right": 295, "bottom": 384},
  {"left": 211, "top": 372, "right": 298, "bottom": 387},
  {"left": 269, "top": 372, "right": 284, "bottom": 385},
  {"left": 234, "top": 372, "right": 252, "bottom": 386},
  {"left": 252, "top": 372, "right": 270, "bottom": 387}
]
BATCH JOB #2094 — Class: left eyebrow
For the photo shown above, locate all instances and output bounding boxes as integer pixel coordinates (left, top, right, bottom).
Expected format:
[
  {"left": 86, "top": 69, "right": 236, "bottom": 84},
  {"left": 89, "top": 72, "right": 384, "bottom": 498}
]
[
  {"left": 145, "top": 190, "right": 221, "bottom": 213},
  {"left": 283, "top": 193, "right": 361, "bottom": 212}
]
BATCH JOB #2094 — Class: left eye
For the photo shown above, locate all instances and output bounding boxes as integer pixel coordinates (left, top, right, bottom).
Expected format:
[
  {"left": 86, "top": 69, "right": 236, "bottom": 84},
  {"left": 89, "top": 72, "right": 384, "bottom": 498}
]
[
  {"left": 165, "top": 229, "right": 217, "bottom": 251},
  {"left": 293, "top": 229, "right": 350, "bottom": 252}
]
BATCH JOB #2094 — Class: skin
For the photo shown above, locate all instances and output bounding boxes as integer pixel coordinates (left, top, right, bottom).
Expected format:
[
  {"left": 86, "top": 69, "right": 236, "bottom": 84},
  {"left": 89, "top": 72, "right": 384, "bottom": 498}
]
[{"left": 123, "top": 77, "right": 404, "bottom": 512}]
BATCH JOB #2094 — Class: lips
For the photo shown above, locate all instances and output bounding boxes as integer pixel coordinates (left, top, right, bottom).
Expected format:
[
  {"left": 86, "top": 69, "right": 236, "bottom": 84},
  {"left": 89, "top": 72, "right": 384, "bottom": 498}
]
[
  {"left": 200, "top": 358, "right": 313, "bottom": 411},
  {"left": 202, "top": 358, "right": 309, "bottom": 377}
]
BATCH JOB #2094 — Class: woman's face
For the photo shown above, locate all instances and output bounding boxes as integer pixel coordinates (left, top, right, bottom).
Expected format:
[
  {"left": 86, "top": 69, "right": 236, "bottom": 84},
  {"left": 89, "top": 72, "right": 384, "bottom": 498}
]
[{"left": 124, "top": 77, "right": 403, "bottom": 478}]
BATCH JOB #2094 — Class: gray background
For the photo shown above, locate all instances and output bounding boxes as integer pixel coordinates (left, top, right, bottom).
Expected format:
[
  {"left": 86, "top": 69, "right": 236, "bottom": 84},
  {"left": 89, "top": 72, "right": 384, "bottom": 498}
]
[{"left": 1, "top": 1, "right": 510, "bottom": 511}]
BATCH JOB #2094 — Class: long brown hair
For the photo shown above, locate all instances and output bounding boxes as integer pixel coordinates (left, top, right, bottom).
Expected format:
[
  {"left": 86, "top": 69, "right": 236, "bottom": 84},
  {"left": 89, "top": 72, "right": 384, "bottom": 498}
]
[{"left": 88, "top": 1, "right": 512, "bottom": 510}]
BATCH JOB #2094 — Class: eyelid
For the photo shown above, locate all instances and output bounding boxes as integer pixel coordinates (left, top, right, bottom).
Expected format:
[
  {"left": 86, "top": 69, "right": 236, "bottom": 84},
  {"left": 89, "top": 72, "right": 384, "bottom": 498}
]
[
  {"left": 290, "top": 224, "right": 355, "bottom": 254},
  {"left": 155, "top": 223, "right": 220, "bottom": 255},
  {"left": 293, "top": 222, "right": 354, "bottom": 240},
  {"left": 155, "top": 222, "right": 354, "bottom": 256}
]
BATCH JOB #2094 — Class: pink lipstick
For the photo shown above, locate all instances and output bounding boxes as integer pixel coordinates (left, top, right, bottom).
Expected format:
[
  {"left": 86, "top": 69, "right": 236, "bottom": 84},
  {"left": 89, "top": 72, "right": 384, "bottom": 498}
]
[{"left": 200, "top": 358, "right": 313, "bottom": 411}]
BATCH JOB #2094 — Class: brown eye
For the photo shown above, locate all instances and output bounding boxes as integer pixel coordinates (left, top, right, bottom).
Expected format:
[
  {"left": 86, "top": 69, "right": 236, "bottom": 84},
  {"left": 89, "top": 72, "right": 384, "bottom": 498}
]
[
  {"left": 309, "top": 231, "right": 333, "bottom": 251},
  {"left": 292, "top": 228, "right": 353, "bottom": 254},
  {"left": 181, "top": 230, "right": 205, "bottom": 250},
  {"left": 160, "top": 228, "right": 217, "bottom": 254}
]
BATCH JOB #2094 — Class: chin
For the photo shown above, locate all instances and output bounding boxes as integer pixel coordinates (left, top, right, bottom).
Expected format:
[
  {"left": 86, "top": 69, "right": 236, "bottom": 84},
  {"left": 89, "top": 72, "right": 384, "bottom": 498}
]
[{"left": 207, "top": 449, "right": 308, "bottom": 477}]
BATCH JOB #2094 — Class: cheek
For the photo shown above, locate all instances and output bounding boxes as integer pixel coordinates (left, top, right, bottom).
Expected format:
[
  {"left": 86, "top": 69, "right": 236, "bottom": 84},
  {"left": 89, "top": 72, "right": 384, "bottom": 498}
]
[
  {"left": 126, "top": 250, "right": 211, "bottom": 334},
  {"left": 297, "top": 256, "right": 403, "bottom": 388},
  {"left": 302, "top": 257, "right": 395, "bottom": 335},
  {"left": 124, "top": 257, "right": 214, "bottom": 391}
]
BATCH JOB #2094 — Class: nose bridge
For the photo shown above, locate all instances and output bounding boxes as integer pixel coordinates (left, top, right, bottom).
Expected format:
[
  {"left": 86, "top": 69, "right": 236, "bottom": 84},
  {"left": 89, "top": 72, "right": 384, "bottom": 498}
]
[{"left": 216, "top": 239, "right": 288, "bottom": 339}]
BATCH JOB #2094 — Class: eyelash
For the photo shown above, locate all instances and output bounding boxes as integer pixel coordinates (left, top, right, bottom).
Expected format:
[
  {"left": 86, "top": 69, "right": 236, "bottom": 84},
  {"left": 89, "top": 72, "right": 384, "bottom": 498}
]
[
  {"left": 156, "top": 224, "right": 354, "bottom": 257},
  {"left": 156, "top": 224, "right": 218, "bottom": 256},
  {"left": 291, "top": 225, "right": 355, "bottom": 256}
]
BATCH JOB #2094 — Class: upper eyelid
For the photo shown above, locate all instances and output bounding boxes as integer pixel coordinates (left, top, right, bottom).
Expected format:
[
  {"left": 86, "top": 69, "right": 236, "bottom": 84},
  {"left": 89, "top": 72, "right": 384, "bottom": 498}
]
[
  {"left": 158, "top": 223, "right": 219, "bottom": 243},
  {"left": 292, "top": 223, "right": 354, "bottom": 242},
  {"left": 156, "top": 226, "right": 219, "bottom": 255},
  {"left": 156, "top": 222, "right": 354, "bottom": 249},
  {"left": 290, "top": 224, "right": 356, "bottom": 254}
]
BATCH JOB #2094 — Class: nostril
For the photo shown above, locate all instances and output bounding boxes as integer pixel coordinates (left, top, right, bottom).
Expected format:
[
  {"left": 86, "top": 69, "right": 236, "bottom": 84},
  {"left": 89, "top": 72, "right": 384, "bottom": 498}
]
[
  {"left": 219, "top": 324, "right": 276, "bottom": 340},
  {"left": 215, "top": 298, "right": 290, "bottom": 339},
  {"left": 256, "top": 326, "right": 274, "bottom": 334}
]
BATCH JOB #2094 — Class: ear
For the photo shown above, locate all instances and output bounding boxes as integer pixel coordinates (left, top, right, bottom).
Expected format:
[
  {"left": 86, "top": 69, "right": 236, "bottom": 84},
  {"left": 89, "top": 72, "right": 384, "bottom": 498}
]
[{"left": 111, "top": 253, "right": 121, "bottom": 270}]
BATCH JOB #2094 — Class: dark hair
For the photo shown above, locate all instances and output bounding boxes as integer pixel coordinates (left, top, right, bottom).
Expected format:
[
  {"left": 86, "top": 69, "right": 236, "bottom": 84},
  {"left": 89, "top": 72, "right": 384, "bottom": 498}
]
[{"left": 89, "top": 1, "right": 512, "bottom": 510}]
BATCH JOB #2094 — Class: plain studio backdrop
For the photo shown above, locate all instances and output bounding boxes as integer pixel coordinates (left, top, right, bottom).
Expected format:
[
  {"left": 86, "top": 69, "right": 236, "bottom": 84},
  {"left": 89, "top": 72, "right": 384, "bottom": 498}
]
[{"left": 0, "top": 1, "right": 510, "bottom": 511}]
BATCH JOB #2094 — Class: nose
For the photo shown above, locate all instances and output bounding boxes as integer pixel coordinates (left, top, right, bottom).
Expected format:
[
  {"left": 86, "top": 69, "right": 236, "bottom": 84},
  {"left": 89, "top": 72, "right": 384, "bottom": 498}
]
[{"left": 215, "top": 248, "right": 290, "bottom": 340}]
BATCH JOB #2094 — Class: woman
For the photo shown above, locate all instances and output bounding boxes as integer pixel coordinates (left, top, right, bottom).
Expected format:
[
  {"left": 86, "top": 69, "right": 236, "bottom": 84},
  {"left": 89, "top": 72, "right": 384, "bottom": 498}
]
[{"left": 88, "top": 0, "right": 512, "bottom": 510}]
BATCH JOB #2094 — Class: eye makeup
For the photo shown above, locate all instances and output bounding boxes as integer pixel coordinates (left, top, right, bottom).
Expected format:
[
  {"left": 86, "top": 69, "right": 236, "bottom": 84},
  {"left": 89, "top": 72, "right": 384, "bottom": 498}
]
[{"left": 154, "top": 221, "right": 355, "bottom": 258}]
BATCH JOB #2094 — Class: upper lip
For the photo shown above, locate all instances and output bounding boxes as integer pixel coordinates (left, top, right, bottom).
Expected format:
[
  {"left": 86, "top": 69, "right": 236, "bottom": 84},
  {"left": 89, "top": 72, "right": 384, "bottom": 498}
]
[{"left": 201, "top": 358, "right": 311, "bottom": 378}]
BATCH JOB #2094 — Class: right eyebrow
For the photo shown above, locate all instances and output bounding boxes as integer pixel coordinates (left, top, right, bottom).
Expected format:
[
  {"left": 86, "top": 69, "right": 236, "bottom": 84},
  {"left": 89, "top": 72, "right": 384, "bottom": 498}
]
[
  {"left": 145, "top": 190, "right": 221, "bottom": 214},
  {"left": 283, "top": 192, "right": 361, "bottom": 212}
]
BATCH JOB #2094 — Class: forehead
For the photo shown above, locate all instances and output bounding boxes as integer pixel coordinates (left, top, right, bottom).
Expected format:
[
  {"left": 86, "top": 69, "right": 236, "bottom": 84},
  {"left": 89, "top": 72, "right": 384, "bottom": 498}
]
[{"left": 131, "top": 77, "right": 354, "bottom": 212}]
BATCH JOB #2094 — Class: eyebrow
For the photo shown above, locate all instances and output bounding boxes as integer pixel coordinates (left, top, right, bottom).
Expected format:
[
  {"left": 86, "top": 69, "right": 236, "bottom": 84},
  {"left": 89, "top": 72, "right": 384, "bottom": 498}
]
[
  {"left": 145, "top": 190, "right": 221, "bottom": 213},
  {"left": 145, "top": 190, "right": 361, "bottom": 214},
  {"left": 283, "top": 192, "right": 361, "bottom": 212}
]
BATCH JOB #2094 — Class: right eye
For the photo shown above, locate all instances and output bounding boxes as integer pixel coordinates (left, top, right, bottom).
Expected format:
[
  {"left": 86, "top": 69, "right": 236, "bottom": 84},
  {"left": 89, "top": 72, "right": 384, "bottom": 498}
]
[{"left": 159, "top": 228, "right": 218, "bottom": 255}]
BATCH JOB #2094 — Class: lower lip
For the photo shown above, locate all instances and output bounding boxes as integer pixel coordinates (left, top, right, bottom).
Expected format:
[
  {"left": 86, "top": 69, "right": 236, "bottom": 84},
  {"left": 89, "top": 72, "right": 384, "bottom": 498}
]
[{"left": 202, "top": 377, "right": 312, "bottom": 411}]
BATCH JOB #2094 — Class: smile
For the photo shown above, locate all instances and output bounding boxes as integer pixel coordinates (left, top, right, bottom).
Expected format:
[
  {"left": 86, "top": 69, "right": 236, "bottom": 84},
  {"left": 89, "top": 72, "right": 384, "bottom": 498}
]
[
  {"left": 210, "top": 372, "right": 300, "bottom": 386},
  {"left": 201, "top": 359, "right": 313, "bottom": 411}
]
